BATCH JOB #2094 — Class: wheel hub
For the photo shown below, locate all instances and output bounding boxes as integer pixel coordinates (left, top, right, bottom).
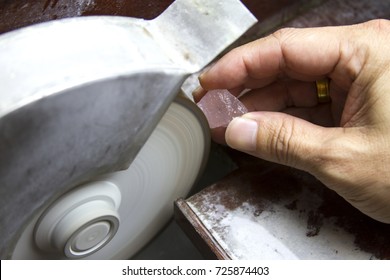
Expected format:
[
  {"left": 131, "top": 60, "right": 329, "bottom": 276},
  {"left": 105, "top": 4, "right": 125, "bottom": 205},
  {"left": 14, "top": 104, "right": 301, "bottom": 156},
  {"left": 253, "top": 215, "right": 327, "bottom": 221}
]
[{"left": 34, "top": 181, "right": 121, "bottom": 259}]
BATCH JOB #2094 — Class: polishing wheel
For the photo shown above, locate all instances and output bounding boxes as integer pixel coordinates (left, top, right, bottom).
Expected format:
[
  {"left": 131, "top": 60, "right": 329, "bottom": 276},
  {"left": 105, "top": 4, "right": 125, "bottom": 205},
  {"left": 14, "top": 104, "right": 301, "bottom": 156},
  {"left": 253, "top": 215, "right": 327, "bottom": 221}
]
[
  {"left": 11, "top": 95, "right": 209, "bottom": 259},
  {"left": 0, "top": 0, "right": 257, "bottom": 259}
]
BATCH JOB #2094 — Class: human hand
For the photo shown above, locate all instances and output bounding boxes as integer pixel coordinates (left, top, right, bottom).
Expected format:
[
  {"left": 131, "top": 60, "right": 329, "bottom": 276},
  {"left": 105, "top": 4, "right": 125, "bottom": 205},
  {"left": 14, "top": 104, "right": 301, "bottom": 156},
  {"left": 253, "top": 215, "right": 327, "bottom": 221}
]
[{"left": 196, "top": 19, "right": 390, "bottom": 223}]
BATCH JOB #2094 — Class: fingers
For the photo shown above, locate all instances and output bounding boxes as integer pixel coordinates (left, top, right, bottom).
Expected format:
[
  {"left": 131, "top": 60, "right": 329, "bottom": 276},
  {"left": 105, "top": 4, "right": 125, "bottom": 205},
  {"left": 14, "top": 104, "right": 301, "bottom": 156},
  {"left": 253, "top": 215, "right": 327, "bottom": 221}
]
[
  {"left": 195, "top": 79, "right": 318, "bottom": 111},
  {"left": 238, "top": 79, "right": 343, "bottom": 126},
  {"left": 199, "top": 20, "right": 390, "bottom": 224},
  {"left": 239, "top": 80, "right": 317, "bottom": 111},
  {"left": 225, "top": 111, "right": 338, "bottom": 171},
  {"left": 203, "top": 79, "right": 338, "bottom": 144},
  {"left": 199, "top": 25, "right": 354, "bottom": 91},
  {"left": 225, "top": 111, "right": 390, "bottom": 223},
  {"left": 192, "top": 86, "right": 207, "bottom": 103}
]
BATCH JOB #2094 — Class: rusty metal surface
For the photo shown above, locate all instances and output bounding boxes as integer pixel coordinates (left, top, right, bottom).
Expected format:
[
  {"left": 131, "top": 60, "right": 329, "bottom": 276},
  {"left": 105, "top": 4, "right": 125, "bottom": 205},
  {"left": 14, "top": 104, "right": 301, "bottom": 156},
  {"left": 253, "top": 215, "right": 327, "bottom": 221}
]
[
  {"left": 284, "top": 0, "right": 390, "bottom": 27},
  {"left": 0, "top": 0, "right": 257, "bottom": 259},
  {"left": 174, "top": 199, "right": 232, "bottom": 260},
  {"left": 0, "top": 0, "right": 305, "bottom": 35},
  {"left": 0, "top": 0, "right": 173, "bottom": 34},
  {"left": 239, "top": 0, "right": 390, "bottom": 46},
  {"left": 180, "top": 152, "right": 390, "bottom": 259},
  {"left": 2, "top": 0, "right": 389, "bottom": 260},
  {"left": 175, "top": 0, "right": 390, "bottom": 260}
]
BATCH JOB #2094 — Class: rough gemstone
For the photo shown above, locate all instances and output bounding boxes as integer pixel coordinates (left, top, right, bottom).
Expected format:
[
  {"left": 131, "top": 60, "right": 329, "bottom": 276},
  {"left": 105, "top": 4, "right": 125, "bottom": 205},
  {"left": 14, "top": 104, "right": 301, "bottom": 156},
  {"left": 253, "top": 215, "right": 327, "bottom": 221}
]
[{"left": 197, "top": 89, "right": 248, "bottom": 129}]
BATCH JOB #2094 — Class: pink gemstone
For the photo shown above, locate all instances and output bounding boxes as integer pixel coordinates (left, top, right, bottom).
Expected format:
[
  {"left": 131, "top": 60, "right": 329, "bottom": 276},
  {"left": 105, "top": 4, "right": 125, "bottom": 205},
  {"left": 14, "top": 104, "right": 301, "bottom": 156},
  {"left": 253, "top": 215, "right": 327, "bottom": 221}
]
[{"left": 197, "top": 89, "right": 248, "bottom": 129}]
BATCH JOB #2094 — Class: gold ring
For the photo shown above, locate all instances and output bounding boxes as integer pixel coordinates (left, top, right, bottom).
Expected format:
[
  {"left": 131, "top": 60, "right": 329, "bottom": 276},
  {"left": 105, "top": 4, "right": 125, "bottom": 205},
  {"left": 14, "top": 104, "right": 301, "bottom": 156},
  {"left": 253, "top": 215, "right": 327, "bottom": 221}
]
[{"left": 316, "top": 78, "right": 331, "bottom": 103}]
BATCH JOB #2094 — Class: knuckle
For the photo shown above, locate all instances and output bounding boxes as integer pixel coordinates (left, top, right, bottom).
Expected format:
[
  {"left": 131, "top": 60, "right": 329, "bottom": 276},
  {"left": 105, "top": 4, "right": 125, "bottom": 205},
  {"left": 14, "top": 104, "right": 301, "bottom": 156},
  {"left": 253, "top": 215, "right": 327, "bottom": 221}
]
[
  {"left": 313, "top": 138, "right": 344, "bottom": 167},
  {"left": 364, "top": 19, "right": 390, "bottom": 33},
  {"left": 311, "top": 135, "right": 359, "bottom": 179},
  {"left": 272, "top": 27, "right": 297, "bottom": 41},
  {"left": 268, "top": 117, "right": 297, "bottom": 166}
]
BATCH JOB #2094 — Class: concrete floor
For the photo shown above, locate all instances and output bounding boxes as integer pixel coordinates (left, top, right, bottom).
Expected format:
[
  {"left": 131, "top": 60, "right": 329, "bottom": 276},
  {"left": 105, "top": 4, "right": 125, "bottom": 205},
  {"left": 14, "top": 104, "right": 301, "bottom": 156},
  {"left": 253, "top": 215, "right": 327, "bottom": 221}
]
[{"left": 132, "top": 144, "right": 237, "bottom": 260}]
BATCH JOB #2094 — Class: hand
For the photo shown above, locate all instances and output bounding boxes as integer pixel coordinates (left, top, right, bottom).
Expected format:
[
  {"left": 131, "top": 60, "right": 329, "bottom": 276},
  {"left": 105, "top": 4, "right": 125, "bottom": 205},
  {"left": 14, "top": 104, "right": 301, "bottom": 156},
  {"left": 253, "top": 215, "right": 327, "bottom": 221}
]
[{"left": 196, "top": 19, "right": 390, "bottom": 223}]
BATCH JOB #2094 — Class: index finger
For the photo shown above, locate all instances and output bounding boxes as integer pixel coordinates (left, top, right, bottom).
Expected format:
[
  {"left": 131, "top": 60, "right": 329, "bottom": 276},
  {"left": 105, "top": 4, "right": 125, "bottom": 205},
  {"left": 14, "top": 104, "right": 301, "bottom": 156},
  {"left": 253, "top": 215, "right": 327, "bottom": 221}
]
[{"left": 199, "top": 25, "right": 351, "bottom": 92}]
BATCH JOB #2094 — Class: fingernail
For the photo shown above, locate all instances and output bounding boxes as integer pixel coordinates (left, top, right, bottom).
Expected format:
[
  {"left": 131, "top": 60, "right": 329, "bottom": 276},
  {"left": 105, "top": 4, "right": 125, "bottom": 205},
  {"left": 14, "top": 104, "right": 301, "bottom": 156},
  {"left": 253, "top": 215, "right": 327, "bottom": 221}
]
[
  {"left": 199, "top": 66, "right": 212, "bottom": 80},
  {"left": 226, "top": 117, "right": 258, "bottom": 152},
  {"left": 192, "top": 86, "right": 204, "bottom": 100}
]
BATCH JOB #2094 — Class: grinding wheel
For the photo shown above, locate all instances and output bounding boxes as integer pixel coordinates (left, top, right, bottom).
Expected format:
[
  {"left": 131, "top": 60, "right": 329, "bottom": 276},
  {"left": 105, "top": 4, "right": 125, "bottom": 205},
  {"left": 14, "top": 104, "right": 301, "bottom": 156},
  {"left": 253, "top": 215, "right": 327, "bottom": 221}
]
[
  {"left": 10, "top": 94, "right": 209, "bottom": 259},
  {"left": 0, "top": 0, "right": 256, "bottom": 259}
]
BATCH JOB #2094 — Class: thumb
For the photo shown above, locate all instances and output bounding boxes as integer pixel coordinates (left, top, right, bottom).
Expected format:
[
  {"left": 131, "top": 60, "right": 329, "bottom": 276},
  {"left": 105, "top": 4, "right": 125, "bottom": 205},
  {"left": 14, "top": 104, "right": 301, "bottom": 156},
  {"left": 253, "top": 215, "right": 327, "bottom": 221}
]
[{"left": 225, "top": 112, "right": 333, "bottom": 171}]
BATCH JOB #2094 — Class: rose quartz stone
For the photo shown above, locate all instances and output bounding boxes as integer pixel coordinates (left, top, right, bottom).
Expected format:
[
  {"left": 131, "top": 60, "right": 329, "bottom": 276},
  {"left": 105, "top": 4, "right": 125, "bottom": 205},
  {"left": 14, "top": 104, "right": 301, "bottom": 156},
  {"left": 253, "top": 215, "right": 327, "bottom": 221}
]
[{"left": 197, "top": 89, "right": 248, "bottom": 129}]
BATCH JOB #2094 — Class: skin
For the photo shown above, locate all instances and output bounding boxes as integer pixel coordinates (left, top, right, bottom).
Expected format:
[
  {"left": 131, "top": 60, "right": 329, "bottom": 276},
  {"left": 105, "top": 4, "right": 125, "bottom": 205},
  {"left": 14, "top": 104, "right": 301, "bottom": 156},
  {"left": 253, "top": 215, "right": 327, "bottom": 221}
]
[{"left": 195, "top": 19, "right": 390, "bottom": 223}]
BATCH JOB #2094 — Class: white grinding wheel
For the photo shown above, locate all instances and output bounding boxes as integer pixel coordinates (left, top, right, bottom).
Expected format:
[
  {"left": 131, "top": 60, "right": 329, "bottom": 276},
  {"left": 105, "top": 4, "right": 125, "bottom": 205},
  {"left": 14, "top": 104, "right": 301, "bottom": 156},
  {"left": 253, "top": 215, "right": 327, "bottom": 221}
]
[{"left": 11, "top": 96, "right": 209, "bottom": 259}]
